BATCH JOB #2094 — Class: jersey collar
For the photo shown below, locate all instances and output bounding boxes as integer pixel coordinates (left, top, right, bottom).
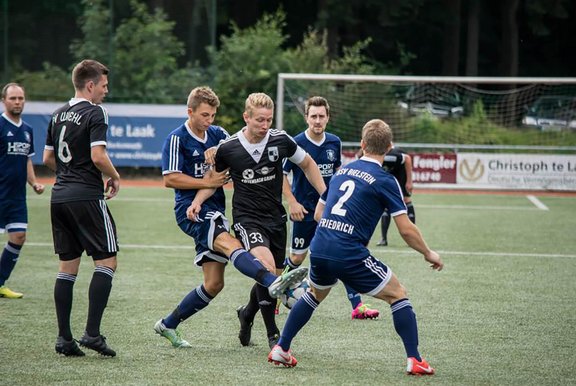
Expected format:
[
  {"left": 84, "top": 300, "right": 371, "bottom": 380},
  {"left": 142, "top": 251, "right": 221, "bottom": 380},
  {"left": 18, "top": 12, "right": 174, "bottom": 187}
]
[
  {"left": 304, "top": 130, "right": 326, "bottom": 146},
  {"left": 1, "top": 112, "right": 22, "bottom": 127}
]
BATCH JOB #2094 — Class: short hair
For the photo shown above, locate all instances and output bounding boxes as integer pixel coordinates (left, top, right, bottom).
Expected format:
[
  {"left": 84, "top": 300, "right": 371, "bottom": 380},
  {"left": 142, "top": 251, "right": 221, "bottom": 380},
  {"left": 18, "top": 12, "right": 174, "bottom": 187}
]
[
  {"left": 245, "top": 93, "right": 274, "bottom": 117},
  {"left": 187, "top": 86, "right": 220, "bottom": 110},
  {"left": 361, "top": 119, "right": 393, "bottom": 155},
  {"left": 72, "top": 59, "right": 109, "bottom": 90},
  {"left": 1, "top": 83, "right": 24, "bottom": 99},
  {"left": 305, "top": 96, "right": 330, "bottom": 116}
]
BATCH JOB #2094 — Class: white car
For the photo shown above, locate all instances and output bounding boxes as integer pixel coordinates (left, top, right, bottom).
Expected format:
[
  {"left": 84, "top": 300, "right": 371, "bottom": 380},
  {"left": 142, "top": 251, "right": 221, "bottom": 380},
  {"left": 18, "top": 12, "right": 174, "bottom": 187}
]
[{"left": 522, "top": 96, "right": 576, "bottom": 131}]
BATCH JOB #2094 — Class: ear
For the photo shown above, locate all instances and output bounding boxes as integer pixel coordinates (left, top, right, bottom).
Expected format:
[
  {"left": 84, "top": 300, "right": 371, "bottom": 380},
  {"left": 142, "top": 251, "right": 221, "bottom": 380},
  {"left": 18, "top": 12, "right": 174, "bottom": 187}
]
[{"left": 242, "top": 111, "right": 249, "bottom": 123}]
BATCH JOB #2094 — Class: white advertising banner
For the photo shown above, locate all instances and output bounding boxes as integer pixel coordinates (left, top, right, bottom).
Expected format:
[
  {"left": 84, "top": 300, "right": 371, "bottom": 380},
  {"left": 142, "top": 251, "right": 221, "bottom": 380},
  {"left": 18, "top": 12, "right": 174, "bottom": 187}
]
[{"left": 456, "top": 153, "right": 576, "bottom": 190}]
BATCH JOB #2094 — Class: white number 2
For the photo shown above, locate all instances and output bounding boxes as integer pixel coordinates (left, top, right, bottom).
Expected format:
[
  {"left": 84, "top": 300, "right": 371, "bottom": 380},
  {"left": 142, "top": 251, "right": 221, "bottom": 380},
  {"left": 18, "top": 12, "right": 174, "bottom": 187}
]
[
  {"left": 57, "top": 125, "right": 72, "bottom": 163},
  {"left": 330, "top": 180, "right": 355, "bottom": 216}
]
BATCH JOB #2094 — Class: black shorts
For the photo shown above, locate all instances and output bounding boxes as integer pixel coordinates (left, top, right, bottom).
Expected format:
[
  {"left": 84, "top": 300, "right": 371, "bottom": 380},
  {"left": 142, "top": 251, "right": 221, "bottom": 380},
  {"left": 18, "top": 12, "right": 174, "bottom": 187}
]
[
  {"left": 51, "top": 200, "right": 119, "bottom": 261},
  {"left": 233, "top": 220, "right": 286, "bottom": 269}
]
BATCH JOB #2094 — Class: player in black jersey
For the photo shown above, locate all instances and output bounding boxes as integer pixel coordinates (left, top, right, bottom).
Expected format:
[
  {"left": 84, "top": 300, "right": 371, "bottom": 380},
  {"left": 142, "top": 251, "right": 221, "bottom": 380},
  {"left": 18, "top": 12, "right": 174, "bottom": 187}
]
[
  {"left": 378, "top": 145, "right": 415, "bottom": 246},
  {"left": 190, "top": 93, "right": 326, "bottom": 349},
  {"left": 43, "top": 60, "right": 119, "bottom": 357}
]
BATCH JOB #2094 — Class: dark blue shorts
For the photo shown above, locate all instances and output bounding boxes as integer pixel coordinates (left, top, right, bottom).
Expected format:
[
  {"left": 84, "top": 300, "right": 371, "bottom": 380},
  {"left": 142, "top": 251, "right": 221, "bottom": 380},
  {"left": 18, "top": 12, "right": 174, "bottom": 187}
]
[
  {"left": 0, "top": 200, "right": 27, "bottom": 233},
  {"left": 289, "top": 220, "right": 317, "bottom": 255},
  {"left": 308, "top": 254, "right": 392, "bottom": 296},
  {"left": 178, "top": 206, "right": 230, "bottom": 267}
]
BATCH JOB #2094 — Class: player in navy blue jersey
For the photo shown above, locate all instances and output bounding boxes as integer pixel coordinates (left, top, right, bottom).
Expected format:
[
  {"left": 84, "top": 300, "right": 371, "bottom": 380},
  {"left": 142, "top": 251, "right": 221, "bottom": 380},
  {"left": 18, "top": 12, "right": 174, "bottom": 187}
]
[
  {"left": 189, "top": 92, "right": 326, "bottom": 349},
  {"left": 154, "top": 87, "right": 308, "bottom": 349},
  {"left": 281, "top": 96, "right": 379, "bottom": 320},
  {"left": 0, "top": 83, "right": 45, "bottom": 299},
  {"left": 44, "top": 60, "right": 119, "bottom": 357},
  {"left": 268, "top": 119, "right": 444, "bottom": 376}
]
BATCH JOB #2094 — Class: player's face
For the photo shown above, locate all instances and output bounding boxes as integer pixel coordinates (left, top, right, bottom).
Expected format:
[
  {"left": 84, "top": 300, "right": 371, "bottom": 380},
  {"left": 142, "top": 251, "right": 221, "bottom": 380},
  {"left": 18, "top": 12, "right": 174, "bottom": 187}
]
[
  {"left": 306, "top": 105, "right": 329, "bottom": 136},
  {"left": 2, "top": 86, "right": 25, "bottom": 118},
  {"left": 188, "top": 102, "right": 217, "bottom": 134},
  {"left": 91, "top": 75, "right": 109, "bottom": 104},
  {"left": 244, "top": 107, "right": 273, "bottom": 141}
]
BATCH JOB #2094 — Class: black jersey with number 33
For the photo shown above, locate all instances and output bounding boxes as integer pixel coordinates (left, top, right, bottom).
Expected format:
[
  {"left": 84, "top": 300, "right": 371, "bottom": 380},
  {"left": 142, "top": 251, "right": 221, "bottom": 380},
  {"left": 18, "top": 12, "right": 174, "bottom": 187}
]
[
  {"left": 46, "top": 99, "right": 109, "bottom": 203},
  {"left": 215, "top": 128, "right": 304, "bottom": 226}
]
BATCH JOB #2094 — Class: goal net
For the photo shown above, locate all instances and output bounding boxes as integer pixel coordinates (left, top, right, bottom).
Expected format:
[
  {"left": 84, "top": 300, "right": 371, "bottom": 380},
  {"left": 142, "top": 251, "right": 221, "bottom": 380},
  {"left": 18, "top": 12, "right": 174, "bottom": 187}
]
[{"left": 276, "top": 74, "right": 576, "bottom": 151}]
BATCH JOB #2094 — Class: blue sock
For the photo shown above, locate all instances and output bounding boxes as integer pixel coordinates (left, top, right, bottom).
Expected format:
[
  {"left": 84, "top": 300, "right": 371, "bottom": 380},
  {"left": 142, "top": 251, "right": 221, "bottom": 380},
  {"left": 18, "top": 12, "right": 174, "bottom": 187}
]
[
  {"left": 278, "top": 291, "right": 319, "bottom": 351},
  {"left": 344, "top": 283, "right": 362, "bottom": 309},
  {"left": 0, "top": 242, "right": 22, "bottom": 286},
  {"left": 164, "top": 285, "right": 213, "bottom": 329},
  {"left": 230, "top": 248, "right": 276, "bottom": 287},
  {"left": 391, "top": 298, "right": 421, "bottom": 360}
]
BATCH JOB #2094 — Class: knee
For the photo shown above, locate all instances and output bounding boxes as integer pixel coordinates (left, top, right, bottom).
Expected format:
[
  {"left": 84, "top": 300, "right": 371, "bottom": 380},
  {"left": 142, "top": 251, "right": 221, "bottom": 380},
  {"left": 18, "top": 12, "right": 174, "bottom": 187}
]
[
  {"left": 204, "top": 280, "right": 224, "bottom": 296},
  {"left": 9, "top": 233, "right": 26, "bottom": 245}
]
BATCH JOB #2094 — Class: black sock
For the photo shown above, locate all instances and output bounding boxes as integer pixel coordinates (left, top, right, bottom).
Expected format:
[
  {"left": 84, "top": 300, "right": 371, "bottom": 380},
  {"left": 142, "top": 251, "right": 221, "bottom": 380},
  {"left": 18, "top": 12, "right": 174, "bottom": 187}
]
[
  {"left": 243, "top": 283, "right": 260, "bottom": 322},
  {"left": 407, "top": 202, "right": 416, "bottom": 224},
  {"left": 85, "top": 266, "right": 114, "bottom": 337},
  {"left": 54, "top": 272, "right": 76, "bottom": 340},
  {"left": 255, "top": 284, "right": 279, "bottom": 337},
  {"left": 381, "top": 211, "right": 391, "bottom": 241}
]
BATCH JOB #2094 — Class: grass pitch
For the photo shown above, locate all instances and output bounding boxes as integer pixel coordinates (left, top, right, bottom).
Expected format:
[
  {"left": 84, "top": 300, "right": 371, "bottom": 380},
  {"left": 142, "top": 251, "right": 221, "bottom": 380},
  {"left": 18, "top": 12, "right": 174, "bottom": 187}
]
[{"left": 1, "top": 186, "right": 575, "bottom": 385}]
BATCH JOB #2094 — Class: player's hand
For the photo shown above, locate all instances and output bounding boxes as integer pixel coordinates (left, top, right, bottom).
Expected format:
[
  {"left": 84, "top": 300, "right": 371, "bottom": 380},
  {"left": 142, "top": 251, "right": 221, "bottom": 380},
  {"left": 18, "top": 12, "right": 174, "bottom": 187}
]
[
  {"left": 288, "top": 201, "right": 308, "bottom": 222},
  {"left": 204, "top": 147, "right": 217, "bottom": 166},
  {"left": 424, "top": 250, "right": 443, "bottom": 271},
  {"left": 405, "top": 181, "right": 413, "bottom": 195},
  {"left": 186, "top": 201, "right": 203, "bottom": 222},
  {"left": 105, "top": 177, "right": 120, "bottom": 200},
  {"left": 32, "top": 183, "right": 45, "bottom": 195},
  {"left": 204, "top": 168, "right": 230, "bottom": 188}
]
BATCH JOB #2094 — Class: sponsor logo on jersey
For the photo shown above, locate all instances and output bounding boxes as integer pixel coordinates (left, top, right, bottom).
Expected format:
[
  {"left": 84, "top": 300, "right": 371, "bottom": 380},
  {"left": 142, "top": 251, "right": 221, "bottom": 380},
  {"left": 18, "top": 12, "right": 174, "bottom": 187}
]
[
  {"left": 318, "top": 163, "right": 334, "bottom": 177},
  {"left": 242, "top": 169, "right": 255, "bottom": 179},
  {"left": 193, "top": 150, "right": 200, "bottom": 156},
  {"left": 268, "top": 146, "right": 279, "bottom": 162},
  {"left": 256, "top": 166, "right": 273, "bottom": 175},
  {"left": 24, "top": 131, "right": 31, "bottom": 143},
  {"left": 6, "top": 141, "right": 31, "bottom": 156},
  {"left": 6, "top": 131, "right": 14, "bottom": 136}
]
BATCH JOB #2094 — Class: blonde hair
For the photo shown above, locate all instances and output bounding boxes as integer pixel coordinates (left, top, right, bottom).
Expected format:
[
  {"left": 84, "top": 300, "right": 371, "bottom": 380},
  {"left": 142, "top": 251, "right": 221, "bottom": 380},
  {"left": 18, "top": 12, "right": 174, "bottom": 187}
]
[
  {"left": 361, "top": 119, "right": 392, "bottom": 155},
  {"left": 245, "top": 93, "right": 274, "bottom": 117},
  {"left": 187, "top": 86, "right": 220, "bottom": 110}
]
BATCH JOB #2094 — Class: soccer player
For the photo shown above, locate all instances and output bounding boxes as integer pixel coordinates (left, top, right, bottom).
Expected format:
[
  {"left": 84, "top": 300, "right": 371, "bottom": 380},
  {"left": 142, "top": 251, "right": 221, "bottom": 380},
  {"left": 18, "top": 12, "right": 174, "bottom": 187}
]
[
  {"left": 281, "top": 96, "right": 379, "bottom": 319},
  {"left": 189, "top": 92, "right": 326, "bottom": 349},
  {"left": 268, "top": 119, "right": 444, "bottom": 375},
  {"left": 154, "top": 87, "right": 308, "bottom": 348},
  {"left": 377, "top": 145, "right": 415, "bottom": 246},
  {"left": 43, "top": 59, "right": 119, "bottom": 357},
  {"left": 0, "top": 83, "right": 45, "bottom": 299}
]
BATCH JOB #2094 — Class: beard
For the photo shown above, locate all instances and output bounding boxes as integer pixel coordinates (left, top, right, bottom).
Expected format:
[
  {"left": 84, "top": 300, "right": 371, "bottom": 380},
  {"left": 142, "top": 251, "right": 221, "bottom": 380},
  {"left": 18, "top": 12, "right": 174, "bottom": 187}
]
[{"left": 9, "top": 108, "right": 22, "bottom": 117}]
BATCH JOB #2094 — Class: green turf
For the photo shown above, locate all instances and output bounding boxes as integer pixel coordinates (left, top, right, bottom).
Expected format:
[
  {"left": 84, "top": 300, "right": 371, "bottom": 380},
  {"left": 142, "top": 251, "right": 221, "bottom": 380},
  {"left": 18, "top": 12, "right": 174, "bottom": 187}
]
[{"left": 2, "top": 187, "right": 575, "bottom": 385}]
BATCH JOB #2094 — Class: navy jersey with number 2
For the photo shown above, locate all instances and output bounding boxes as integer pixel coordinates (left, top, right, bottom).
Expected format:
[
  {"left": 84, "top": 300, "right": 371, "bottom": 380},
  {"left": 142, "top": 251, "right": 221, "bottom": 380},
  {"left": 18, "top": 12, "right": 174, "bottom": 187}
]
[{"left": 310, "top": 157, "right": 407, "bottom": 261}]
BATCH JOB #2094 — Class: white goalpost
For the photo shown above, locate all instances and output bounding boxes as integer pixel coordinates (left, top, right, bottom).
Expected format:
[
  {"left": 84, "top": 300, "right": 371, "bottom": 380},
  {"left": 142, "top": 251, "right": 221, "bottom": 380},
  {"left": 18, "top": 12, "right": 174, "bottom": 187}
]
[{"left": 276, "top": 73, "right": 576, "bottom": 190}]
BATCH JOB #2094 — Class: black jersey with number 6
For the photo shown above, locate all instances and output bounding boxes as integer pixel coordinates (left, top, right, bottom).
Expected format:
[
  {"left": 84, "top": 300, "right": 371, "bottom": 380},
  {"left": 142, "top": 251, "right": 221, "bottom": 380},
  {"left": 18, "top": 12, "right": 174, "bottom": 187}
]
[
  {"left": 46, "top": 99, "right": 109, "bottom": 203},
  {"left": 215, "top": 128, "right": 305, "bottom": 226}
]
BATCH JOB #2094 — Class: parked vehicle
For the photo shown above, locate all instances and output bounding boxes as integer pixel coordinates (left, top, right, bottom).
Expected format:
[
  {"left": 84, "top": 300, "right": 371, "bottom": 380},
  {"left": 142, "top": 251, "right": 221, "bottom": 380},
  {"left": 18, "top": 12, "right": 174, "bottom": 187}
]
[
  {"left": 522, "top": 96, "right": 576, "bottom": 131},
  {"left": 398, "top": 84, "right": 464, "bottom": 118}
]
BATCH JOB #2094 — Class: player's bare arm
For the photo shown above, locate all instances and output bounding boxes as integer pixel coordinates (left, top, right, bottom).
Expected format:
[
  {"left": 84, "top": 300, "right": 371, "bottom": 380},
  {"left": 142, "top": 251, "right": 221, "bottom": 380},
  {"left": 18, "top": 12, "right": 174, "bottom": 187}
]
[
  {"left": 282, "top": 175, "right": 307, "bottom": 221},
  {"left": 297, "top": 154, "right": 327, "bottom": 196},
  {"left": 314, "top": 200, "right": 325, "bottom": 222},
  {"left": 26, "top": 158, "right": 44, "bottom": 194},
  {"left": 91, "top": 145, "right": 120, "bottom": 199},
  {"left": 394, "top": 214, "right": 443, "bottom": 271},
  {"left": 186, "top": 187, "right": 217, "bottom": 221},
  {"left": 42, "top": 149, "right": 56, "bottom": 172},
  {"left": 164, "top": 168, "right": 228, "bottom": 190},
  {"left": 203, "top": 146, "right": 218, "bottom": 166}
]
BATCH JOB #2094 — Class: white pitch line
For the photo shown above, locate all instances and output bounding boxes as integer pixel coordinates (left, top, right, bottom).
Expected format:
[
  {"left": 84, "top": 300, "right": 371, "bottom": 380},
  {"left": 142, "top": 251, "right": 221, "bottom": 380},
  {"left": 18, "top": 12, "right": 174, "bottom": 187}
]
[
  {"left": 417, "top": 204, "right": 537, "bottom": 211},
  {"left": 526, "top": 195, "right": 549, "bottom": 211},
  {"left": 25, "top": 242, "right": 576, "bottom": 259}
]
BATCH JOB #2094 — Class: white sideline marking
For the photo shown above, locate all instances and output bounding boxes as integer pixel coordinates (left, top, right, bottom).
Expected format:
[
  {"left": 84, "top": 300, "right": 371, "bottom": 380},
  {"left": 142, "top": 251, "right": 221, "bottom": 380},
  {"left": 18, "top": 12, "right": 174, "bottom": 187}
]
[
  {"left": 418, "top": 204, "right": 537, "bottom": 211},
  {"left": 25, "top": 242, "right": 576, "bottom": 258},
  {"left": 526, "top": 195, "right": 549, "bottom": 211}
]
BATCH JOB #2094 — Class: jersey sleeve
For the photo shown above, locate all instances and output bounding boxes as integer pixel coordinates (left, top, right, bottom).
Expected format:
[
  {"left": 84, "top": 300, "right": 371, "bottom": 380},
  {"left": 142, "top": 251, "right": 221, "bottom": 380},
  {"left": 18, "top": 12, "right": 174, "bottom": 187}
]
[
  {"left": 89, "top": 105, "right": 109, "bottom": 147},
  {"left": 27, "top": 127, "right": 35, "bottom": 157},
  {"left": 45, "top": 116, "right": 55, "bottom": 150},
  {"left": 162, "top": 134, "right": 183, "bottom": 175}
]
